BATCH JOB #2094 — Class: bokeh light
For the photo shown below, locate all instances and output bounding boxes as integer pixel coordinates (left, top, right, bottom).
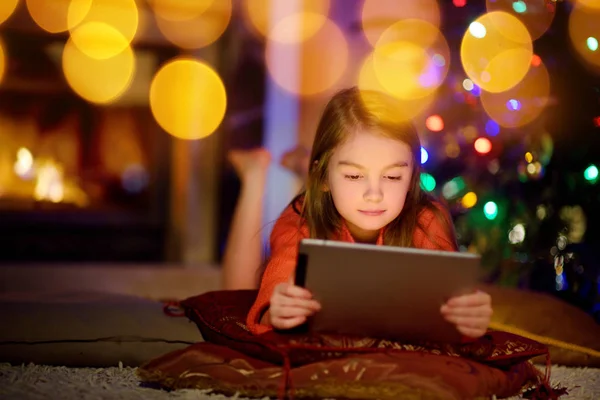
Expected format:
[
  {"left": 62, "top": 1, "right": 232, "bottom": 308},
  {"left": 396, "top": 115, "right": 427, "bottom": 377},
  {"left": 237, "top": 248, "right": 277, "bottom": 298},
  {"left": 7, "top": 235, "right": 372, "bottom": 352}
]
[
  {"left": 0, "top": 0, "right": 18, "bottom": 26},
  {"left": 242, "top": 0, "right": 330, "bottom": 41},
  {"left": 442, "top": 176, "right": 466, "bottom": 199},
  {"left": 461, "top": 12, "right": 533, "bottom": 93},
  {"left": 485, "top": 119, "right": 500, "bottom": 136},
  {"left": 426, "top": 115, "right": 444, "bottom": 132},
  {"left": 574, "top": 0, "right": 600, "bottom": 10},
  {"left": 63, "top": 25, "right": 135, "bottom": 104},
  {"left": 68, "top": 21, "right": 133, "bottom": 60},
  {"left": 0, "top": 38, "right": 5, "bottom": 86},
  {"left": 569, "top": 2, "right": 600, "bottom": 72},
  {"left": 372, "top": 19, "right": 450, "bottom": 100},
  {"left": 462, "top": 192, "right": 478, "bottom": 208},
  {"left": 420, "top": 173, "right": 436, "bottom": 192},
  {"left": 420, "top": 147, "right": 429, "bottom": 164},
  {"left": 358, "top": 54, "right": 436, "bottom": 122},
  {"left": 484, "top": 201, "right": 499, "bottom": 220},
  {"left": 150, "top": 58, "right": 227, "bottom": 140},
  {"left": 151, "top": 0, "right": 214, "bottom": 22},
  {"left": 481, "top": 59, "right": 550, "bottom": 128},
  {"left": 463, "top": 78, "right": 474, "bottom": 91},
  {"left": 266, "top": 13, "right": 347, "bottom": 97},
  {"left": 584, "top": 164, "right": 598, "bottom": 182},
  {"left": 509, "top": 223, "right": 526, "bottom": 244},
  {"left": 486, "top": 0, "right": 555, "bottom": 40},
  {"left": 26, "top": 0, "right": 92, "bottom": 33},
  {"left": 69, "top": 0, "right": 139, "bottom": 53},
  {"left": 154, "top": 0, "right": 231, "bottom": 49},
  {"left": 462, "top": 125, "right": 478, "bottom": 142},
  {"left": 361, "top": 0, "right": 441, "bottom": 47},
  {"left": 474, "top": 137, "right": 492, "bottom": 154}
]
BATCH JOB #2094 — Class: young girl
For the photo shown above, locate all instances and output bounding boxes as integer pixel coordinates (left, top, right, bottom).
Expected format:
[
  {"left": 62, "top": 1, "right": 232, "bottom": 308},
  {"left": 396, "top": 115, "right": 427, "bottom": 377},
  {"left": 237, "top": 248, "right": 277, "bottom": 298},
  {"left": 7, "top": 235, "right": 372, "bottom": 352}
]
[{"left": 245, "top": 87, "right": 493, "bottom": 339}]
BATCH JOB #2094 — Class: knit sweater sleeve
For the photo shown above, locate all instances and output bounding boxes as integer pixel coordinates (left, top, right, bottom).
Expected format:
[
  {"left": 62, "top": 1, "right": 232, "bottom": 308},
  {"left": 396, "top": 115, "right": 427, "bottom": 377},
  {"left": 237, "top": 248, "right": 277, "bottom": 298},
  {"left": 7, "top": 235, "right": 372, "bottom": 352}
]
[
  {"left": 413, "top": 203, "right": 458, "bottom": 252},
  {"left": 246, "top": 203, "right": 308, "bottom": 335}
]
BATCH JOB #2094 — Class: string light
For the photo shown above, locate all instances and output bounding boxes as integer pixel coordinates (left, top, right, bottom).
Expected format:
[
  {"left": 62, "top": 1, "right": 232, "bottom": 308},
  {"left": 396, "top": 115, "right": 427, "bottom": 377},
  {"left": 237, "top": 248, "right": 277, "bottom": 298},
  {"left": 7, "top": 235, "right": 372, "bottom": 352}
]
[
  {"left": 461, "top": 192, "right": 477, "bottom": 208},
  {"left": 420, "top": 147, "right": 429, "bottom": 164},
  {"left": 484, "top": 201, "right": 498, "bottom": 220},
  {"left": 584, "top": 164, "right": 598, "bottom": 182},
  {"left": 420, "top": 173, "right": 436, "bottom": 192},
  {"left": 587, "top": 37, "right": 599, "bottom": 52},
  {"left": 485, "top": 119, "right": 500, "bottom": 136},
  {"left": 512, "top": 1, "right": 527, "bottom": 13},
  {"left": 474, "top": 137, "right": 492, "bottom": 154},
  {"left": 425, "top": 115, "right": 444, "bottom": 132}
]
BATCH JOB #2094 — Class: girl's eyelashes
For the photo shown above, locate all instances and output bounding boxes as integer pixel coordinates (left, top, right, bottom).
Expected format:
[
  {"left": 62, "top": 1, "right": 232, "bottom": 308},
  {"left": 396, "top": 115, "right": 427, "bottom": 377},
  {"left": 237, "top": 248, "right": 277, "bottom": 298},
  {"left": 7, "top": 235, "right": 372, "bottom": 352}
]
[
  {"left": 385, "top": 176, "right": 402, "bottom": 181},
  {"left": 343, "top": 174, "right": 403, "bottom": 181}
]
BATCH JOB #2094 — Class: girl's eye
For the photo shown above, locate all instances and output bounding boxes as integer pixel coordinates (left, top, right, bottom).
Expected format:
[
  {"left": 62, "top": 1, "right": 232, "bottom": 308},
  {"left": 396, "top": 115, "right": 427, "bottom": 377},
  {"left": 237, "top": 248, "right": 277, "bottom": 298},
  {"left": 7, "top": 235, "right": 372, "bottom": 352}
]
[
  {"left": 385, "top": 176, "right": 402, "bottom": 181},
  {"left": 345, "top": 174, "right": 362, "bottom": 180}
]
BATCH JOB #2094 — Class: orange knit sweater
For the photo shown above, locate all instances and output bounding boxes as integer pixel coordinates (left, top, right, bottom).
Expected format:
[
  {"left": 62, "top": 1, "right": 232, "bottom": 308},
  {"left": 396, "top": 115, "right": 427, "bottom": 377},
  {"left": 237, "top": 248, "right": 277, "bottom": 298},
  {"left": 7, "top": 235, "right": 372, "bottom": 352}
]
[{"left": 246, "top": 199, "right": 458, "bottom": 335}]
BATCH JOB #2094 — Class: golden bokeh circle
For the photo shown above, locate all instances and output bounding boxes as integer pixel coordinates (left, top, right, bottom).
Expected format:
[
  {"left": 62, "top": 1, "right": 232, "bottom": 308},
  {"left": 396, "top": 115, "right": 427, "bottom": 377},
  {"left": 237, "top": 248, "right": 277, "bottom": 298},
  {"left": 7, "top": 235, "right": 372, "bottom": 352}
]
[
  {"left": 242, "top": 0, "right": 330, "bottom": 41},
  {"left": 460, "top": 11, "right": 533, "bottom": 93},
  {"left": 0, "top": 38, "right": 6, "bottom": 85},
  {"left": 68, "top": 0, "right": 138, "bottom": 54},
  {"left": 151, "top": 0, "right": 214, "bottom": 22},
  {"left": 266, "top": 13, "right": 348, "bottom": 97},
  {"left": 154, "top": 0, "right": 231, "bottom": 49},
  {"left": 373, "top": 19, "right": 450, "bottom": 100},
  {"left": 63, "top": 27, "right": 136, "bottom": 104},
  {"left": 481, "top": 60, "right": 550, "bottom": 128},
  {"left": 361, "top": 0, "right": 440, "bottom": 47},
  {"left": 485, "top": 0, "right": 554, "bottom": 41},
  {"left": 0, "top": 0, "right": 18, "bottom": 26},
  {"left": 26, "top": 0, "right": 92, "bottom": 33},
  {"left": 358, "top": 53, "right": 436, "bottom": 122},
  {"left": 150, "top": 58, "right": 227, "bottom": 140},
  {"left": 568, "top": 2, "right": 600, "bottom": 71}
]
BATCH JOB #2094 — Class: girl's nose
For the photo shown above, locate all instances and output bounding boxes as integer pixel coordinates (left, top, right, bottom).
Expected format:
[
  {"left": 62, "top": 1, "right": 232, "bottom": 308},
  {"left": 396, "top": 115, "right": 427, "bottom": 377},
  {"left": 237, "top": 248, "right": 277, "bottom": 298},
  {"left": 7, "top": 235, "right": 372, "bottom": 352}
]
[{"left": 363, "top": 180, "right": 383, "bottom": 203}]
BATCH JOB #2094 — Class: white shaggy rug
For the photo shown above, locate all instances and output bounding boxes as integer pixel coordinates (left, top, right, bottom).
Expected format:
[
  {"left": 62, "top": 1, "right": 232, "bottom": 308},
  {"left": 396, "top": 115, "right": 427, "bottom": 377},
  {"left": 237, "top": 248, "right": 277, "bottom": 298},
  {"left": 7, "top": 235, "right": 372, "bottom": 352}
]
[{"left": 0, "top": 363, "right": 598, "bottom": 400}]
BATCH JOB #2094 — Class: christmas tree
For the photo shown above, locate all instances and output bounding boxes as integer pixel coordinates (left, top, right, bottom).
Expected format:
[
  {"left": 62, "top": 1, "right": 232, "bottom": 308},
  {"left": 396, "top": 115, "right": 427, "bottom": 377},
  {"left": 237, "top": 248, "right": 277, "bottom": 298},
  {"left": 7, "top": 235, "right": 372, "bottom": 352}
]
[{"left": 411, "top": 0, "right": 600, "bottom": 321}]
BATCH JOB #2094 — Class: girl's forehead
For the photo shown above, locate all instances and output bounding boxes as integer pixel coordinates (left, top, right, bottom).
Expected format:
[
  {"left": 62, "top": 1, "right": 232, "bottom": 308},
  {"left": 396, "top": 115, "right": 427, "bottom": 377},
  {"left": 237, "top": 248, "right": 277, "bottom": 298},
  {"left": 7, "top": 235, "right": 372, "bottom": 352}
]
[{"left": 333, "top": 129, "right": 413, "bottom": 158}]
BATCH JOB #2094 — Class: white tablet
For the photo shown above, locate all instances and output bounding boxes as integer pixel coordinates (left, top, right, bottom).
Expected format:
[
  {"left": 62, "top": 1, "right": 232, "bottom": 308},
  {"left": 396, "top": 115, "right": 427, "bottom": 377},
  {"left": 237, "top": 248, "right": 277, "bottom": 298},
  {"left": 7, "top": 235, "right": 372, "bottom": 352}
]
[{"left": 294, "top": 238, "right": 481, "bottom": 344}]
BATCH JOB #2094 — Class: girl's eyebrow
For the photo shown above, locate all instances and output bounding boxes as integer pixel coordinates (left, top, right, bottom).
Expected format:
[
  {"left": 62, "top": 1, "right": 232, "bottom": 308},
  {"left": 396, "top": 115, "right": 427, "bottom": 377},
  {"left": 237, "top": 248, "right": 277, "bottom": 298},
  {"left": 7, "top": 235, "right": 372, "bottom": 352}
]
[{"left": 337, "top": 160, "right": 410, "bottom": 169}]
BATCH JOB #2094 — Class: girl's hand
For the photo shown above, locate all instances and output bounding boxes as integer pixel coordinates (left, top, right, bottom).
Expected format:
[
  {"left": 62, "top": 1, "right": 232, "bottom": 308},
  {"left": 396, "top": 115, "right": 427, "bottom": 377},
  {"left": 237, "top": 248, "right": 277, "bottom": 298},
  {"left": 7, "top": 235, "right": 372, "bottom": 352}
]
[
  {"left": 440, "top": 290, "right": 493, "bottom": 339},
  {"left": 269, "top": 282, "right": 321, "bottom": 330}
]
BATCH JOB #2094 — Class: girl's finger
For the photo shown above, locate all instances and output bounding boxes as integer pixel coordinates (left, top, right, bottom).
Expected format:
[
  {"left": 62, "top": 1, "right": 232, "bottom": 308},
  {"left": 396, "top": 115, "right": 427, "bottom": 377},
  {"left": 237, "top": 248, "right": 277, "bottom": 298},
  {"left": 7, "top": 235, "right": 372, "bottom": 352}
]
[
  {"left": 283, "top": 284, "right": 313, "bottom": 299},
  {"left": 443, "top": 314, "right": 490, "bottom": 330},
  {"left": 446, "top": 292, "right": 491, "bottom": 307},
  {"left": 272, "top": 315, "right": 306, "bottom": 330},
  {"left": 456, "top": 325, "right": 487, "bottom": 339},
  {"left": 440, "top": 305, "right": 493, "bottom": 318},
  {"left": 272, "top": 305, "right": 319, "bottom": 319},
  {"left": 277, "top": 296, "right": 321, "bottom": 311}
]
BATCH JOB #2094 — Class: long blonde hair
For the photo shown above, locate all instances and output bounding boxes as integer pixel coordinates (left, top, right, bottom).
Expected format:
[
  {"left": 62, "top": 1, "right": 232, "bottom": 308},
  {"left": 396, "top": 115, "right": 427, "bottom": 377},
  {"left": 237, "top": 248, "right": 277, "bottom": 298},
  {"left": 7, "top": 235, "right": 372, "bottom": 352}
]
[{"left": 294, "top": 87, "right": 457, "bottom": 249}]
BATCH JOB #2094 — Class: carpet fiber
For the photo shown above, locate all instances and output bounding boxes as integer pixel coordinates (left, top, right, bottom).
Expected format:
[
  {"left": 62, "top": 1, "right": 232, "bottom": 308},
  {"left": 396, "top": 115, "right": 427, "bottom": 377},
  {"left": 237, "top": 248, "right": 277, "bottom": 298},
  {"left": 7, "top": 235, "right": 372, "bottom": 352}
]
[{"left": 1, "top": 363, "right": 599, "bottom": 399}]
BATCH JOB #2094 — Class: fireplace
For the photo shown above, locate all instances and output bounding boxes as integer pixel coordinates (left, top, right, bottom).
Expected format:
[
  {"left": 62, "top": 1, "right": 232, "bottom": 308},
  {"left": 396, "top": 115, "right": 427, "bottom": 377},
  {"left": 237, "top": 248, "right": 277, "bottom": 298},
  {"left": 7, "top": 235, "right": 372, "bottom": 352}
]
[{"left": 0, "top": 29, "right": 175, "bottom": 263}]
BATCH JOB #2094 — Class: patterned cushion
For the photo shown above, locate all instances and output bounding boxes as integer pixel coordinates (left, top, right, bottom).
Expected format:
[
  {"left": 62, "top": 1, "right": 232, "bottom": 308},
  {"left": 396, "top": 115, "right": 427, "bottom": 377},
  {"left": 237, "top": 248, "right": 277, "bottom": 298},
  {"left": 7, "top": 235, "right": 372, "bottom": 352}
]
[
  {"left": 484, "top": 284, "right": 600, "bottom": 367},
  {"left": 180, "top": 290, "right": 548, "bottom": 367},
  {"left": 138, "top": 341, "right": 543, "bottom": 400}
]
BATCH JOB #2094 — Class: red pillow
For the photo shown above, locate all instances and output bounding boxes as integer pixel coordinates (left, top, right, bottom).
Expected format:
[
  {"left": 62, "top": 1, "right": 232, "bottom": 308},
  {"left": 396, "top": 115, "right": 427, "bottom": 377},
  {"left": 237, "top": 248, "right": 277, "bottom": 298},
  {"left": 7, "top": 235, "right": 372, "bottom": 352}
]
[
  {"left": 179, "top": 290, "right": 548, "bottom": 368},
  {"left": 138, "top": 341, "right": 544, "bottom": 400}
]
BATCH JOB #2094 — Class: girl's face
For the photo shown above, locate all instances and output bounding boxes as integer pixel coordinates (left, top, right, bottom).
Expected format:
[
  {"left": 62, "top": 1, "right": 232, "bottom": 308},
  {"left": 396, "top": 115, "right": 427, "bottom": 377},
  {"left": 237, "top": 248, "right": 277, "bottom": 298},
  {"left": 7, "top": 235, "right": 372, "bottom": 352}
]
[{"left": 326, "top": 128, "right": 414, "bottom": 243}]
